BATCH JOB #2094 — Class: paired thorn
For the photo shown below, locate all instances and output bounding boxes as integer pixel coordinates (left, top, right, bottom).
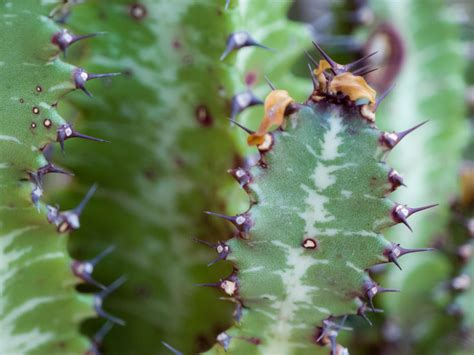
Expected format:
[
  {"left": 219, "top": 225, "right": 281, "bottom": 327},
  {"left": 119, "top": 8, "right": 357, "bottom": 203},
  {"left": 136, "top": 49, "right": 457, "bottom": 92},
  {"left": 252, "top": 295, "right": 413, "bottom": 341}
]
[
  {"left": 225, "top": 0, "right": 231, "bottom": 10},
  {"left": 204, "top": 211, "right": 252, "bottom": 234},
  {"left": 28, "top": 163, "right": 73, "bottom": 209},
  {"left": 358, "top": 302, "right": 384, "bottom": 326},
  {"left": 52, "top": 29, "right": 101, "bottom": 56},
  {"left": 345, "top": 51, "right": 378, "bottom": 70},
  {"left": 193, "top": 238, "right": 230, "bottom": 266},
  {"left": 216, "top": 332, "right": 232, "bottom": 351},
  {"left": 94, "top": 276, "right": 127, "bottom": 326},
  {"left": 72, "top": 245, "right": 116, "bottom": 289},
  {"left": 161, "top": 341, "right": 183, "bottom": 355},
  {"left": 380, "top": 120, "right": 429, "bottom": 150},
  {"left": 86, "top": 321, "right": 114, "bottom": 355},
  {"left": 195, "top": 274, "right": 239, "bottom": 296},
  {"left": 73, "top": 68, "right": 121, "bottom": 97},
  {"left": 385, "top": 243, "right": 435, "bottom": 270},
  {"left": 388, "top": 169, "right": 406, "bottom": 191},
  {"left": 47, "top": 184, "right": 97, "bottom": 233},
  {"left": 316, "top": 316, "right": 352, "bottom": 355},
  {"left": 227, "top": 167, "right": 252, "bottom": 188},
  {"left": 364, "top": 281, "right": 400, "bottom": 311},
  {"left": 391, "top": 203, "right": 438, "bottom": 232},
  {"left": 220, "top": 31, "right": 271, "bottom": 60},
  {"left": 57, "top": 123, "right": 109, "bottom": 153},
  {"left": 230, "top": 90, "right": 263, "bottom": 120}
]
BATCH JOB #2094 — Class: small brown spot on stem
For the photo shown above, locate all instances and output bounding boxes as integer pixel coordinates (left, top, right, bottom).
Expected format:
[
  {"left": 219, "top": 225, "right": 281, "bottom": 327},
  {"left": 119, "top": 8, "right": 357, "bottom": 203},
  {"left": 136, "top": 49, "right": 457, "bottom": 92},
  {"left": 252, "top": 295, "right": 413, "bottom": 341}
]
[
  {"left": 36, "top": 85, "right": 43, "bottom": 93},
  {"left": 43, "top": 119, "right": 52, "bottom": 128},
  {"left": 129, "top": 3, "right": 147, "bottom": 20},
  {"left": 31, "top": 122, "right": 37, "bottom": 129},
  {"left": 195, "top": 105, "right": 213, "bottom": 126},
  {"left": 302, "top": 238, "right": 318, "bottom": 249},
  {"left": 32, "top": 107, "right": 40, "bottom": 115}
]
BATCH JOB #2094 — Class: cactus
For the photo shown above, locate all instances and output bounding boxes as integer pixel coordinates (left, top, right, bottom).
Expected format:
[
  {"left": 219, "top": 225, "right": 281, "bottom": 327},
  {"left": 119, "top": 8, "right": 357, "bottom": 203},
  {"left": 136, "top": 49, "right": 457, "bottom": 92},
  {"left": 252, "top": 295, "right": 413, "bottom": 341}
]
[
  {"left": 0, "top": 1, "right": 108, "bottom": 353},
  {"left": 51, "top": 0, "right": 244, "bottom": 353},
  {"left": 202, "top": 35, "right": 441, "bottom": 351}
]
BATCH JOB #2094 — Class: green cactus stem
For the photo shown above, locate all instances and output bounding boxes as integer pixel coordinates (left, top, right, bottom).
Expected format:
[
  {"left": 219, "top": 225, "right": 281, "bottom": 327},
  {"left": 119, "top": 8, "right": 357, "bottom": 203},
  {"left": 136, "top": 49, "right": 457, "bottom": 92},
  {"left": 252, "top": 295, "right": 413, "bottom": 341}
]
[{"left": 204, "top": 44, "right": 437, "bottom": 354}]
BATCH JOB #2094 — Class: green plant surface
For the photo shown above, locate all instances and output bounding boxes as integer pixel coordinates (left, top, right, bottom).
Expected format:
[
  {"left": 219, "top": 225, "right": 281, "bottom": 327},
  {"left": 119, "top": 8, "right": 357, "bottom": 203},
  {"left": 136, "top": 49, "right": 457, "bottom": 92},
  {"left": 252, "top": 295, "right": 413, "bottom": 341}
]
[
  {"left": 56, "top": 0, "right": 244, "bottom": 353},
  {"left": 0, "top": 1, "right": 96, "bottom": 354}
]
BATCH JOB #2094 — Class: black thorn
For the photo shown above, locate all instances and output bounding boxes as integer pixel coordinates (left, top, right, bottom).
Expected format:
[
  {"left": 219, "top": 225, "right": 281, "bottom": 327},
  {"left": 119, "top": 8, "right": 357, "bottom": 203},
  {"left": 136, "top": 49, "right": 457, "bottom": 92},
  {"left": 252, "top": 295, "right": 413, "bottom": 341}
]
[
  {"left": 381, "top": 120, "right": 429, "bottom": 149},
  {"left": 357, "top": 67, "right": 378, "bottom": 76},
  {"left": 391, "top": 205, "right": 413, "bottom": 232},
  {"left": 388, "top": 169, "right": 406, "bottom": 191},
  {"left": 264, "top": 75, "right": 276, "bottom": 90},
  {"left": 73, "top": 68, "right": 121, "bottom": 97},
  {"left": 220, "top": 31, "right": 271, "bottom": 61},
  {"left": 376, "top": 83, "right": 396, "bottom": 109},
  {"left": 161, "top": 341, "right": 183, "bottom": 355},
  {"left": 312, "top": 41, "right": 337, "bottom": 74},
  {"left": 346, "top": 51, "right": 378, "bottom": 70},
  {"left": 227, "top": 119, "right": 254, "bottom": 134},
  {"left": 304, "top": 50, "right": 319, "bottom": 67},
  {"left": 57, "top": 123, "right": 109, "bottom": 153},
  {"left": 73, "top": 184, "right": 98, "bottom": 216},
  {"left": 308, "top": 64, "right": 318, "bottom": 89},
  {"left": 352, "top": 64, "right": 376, "bottom": 76},
  {"left": 193, "top": 238, "right": 230, "bottom": 266},
  {"left": 230, "top": 90, "right": 263, "bottom": 120},
  {"left": 94, "top": 276, "right": 127, "bottom": 326},
  {"left": 204, "top": 211, "right": 251, "bottom": 233}
]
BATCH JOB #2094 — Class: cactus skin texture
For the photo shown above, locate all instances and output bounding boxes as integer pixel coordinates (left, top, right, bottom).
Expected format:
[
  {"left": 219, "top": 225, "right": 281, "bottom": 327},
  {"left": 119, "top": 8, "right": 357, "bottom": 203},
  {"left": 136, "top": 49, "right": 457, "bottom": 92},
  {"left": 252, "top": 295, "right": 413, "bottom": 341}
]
[
  {"left": 55, "top": 0, "right": 242, "bottom": 353},
  {"left": 0, "top": 1, "right": 98, "bottom": 354},
  {"left": 203, "top": 38, "right": 439, "bottom": 352}
]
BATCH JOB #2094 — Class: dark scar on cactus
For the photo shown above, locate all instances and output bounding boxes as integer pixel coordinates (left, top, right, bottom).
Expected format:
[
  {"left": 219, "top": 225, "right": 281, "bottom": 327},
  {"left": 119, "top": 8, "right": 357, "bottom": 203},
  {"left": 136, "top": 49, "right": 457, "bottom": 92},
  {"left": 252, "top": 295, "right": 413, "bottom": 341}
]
[
  {"left": 94, "top": 276, "right": 127, "bottom": 326},
  {"left": 43, "top": 118, "right": 52, "bottom": 128},
  {"left": 220, "top": 31, "right": 272, "bottom": 61},
  {"left": 46, "top": 184, "right": 98, "bottom": 233},
  {"left": 391, "top": 203, "right": 438, "bottom": 232},
  {"left": 86, "top": 321, "right": 114, "bottom": 355},
  {"left": 32, "top": 106, "right": 40, "bottom": 114},
  {"left": 73, "top": 68, "right": 122, "bottom": 97},
  {"left": 72, "top": 245, "right": 116, "bottom": 290},
  {"left": 35, "top": 85, "right": 42, "bottom": 93},
  {"left": 302, "top": 238, "right": 318, "bottom": 250},
  {"left": 195, "top": 105, "right": 213, "bottom": 126},
  {"left": 56, "top": 123, "right": 109, "bottom": 153},
  {"left": 383, "top": 243, "right": 435, "bottom": 270},
  {"left": 129, "top": 3, "right": 147, "bottom": 21},
  {"left": 30, "top": 122, "right": 37, "bottom": 129}
]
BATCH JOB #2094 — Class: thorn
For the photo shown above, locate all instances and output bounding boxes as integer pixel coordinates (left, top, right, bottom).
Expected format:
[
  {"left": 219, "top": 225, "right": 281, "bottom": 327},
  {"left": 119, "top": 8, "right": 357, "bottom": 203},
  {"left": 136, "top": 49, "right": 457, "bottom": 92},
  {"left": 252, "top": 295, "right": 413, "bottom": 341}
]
[
  {"left": 195, "top": 274, "right": 239, "bottom": 296},
  {"left": 36, "top": 163, "right": 74, "bottom": 180},
  {"left": 346, "top": 51, "right": 378, "bottom": 70},
  {"left": 161, "top": 341, "right": 183, "bottom": 355},
  {"left": 73, "top": 68, "right": 121, "bottom": 97},
  {"left": 227, "top": 118, "right": 254, "bottom": 135},
  {"left": 385, "top": 243, "right": 435, "bottom": 270},
  {"left": 357, "top": 67, "right": 378, "bottom": 76},
  {"left": 52, "top": 29, "right": 101, "bottom": 55},
  {"left": 312, "top": 41, "right": 337, "bottom": 74},
  {"left": 204, "top": 211, "right": 252, "bottom": 233},
  {"left": 72, "top": 245, "right": 115, "bottom": 289},
  {"left": 220, "top": 31, "right": 271, "bottom": 60},
  {"left": 375, "top": 83, "right": 396, "bottom": 109},
  {"left": 94, "top": 276, "right": 127, "bottom": 326},
  {"left": 227, "top": 167, "right": 252, "bottom": 187},
  {"left": 308, "top": 64, "right": 318, "bottom": 89},
  {"left": 225, "top": 0, "right": 231, "bottom": 10},
  {"left": 388, "top": 169, "right": 406, "bottom": 191},
  {"left": 391, "top": 204, "right": 413, "bottom": 232},
  {"left": 193, "top": 238, "right": 230, "bottom": 266},
  {"left": 48, "top": 184, "right": 98, "bottom": 233},
  {"left": 304, "top": 50, "right": 319, "bottom": 67},
  {"left": 364, "top": 281, "right": 399, "bottom": 311},
  {"left": 216, "top": 332, "right": 232, "bottom": 350},
  {"left": 380, "top": 120, "right": 429, "bottom": 150},
  {"left": 264, "top": 75, "right": 276, "bottom": 90},
  {"left": 230, "top": 90, "right": 263, "bottom": 120},
  {"left": 31, "top": 184, "right": 43, "bottom": 211},
  {"left": 87, "top": 321, "right": 114, "bottom": 355},
  {"left": 57, "top": 123, "right": 109, "bottom": 153}
]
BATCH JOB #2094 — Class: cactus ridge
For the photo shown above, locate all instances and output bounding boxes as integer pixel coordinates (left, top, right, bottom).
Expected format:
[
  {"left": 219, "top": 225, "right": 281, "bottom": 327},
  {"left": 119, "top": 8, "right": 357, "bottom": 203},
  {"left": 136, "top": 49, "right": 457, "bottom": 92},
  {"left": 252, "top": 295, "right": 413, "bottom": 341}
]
[{"left": 205, "top": 47, "right": 436, "bottom": 354}]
